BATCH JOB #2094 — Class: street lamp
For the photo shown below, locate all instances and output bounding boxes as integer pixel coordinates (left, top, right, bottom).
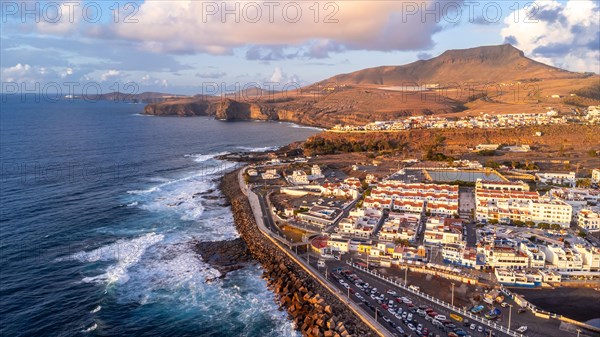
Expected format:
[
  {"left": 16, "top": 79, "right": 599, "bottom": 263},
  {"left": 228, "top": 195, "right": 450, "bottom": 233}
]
[
  {"left": 507, "top": 303, "right": 513, "bottom": 330},
  {"left": 577, "top": 329, "right": 581, "bottom": 337},
  {"left": 375, "top": 307, "right": 378, "bottom": 321},
  {"left": 451, "top": 283, "right": 455, "bottom": 307},
  {"left": 405, "top": 266, "right": 408, "bottom": 286}
]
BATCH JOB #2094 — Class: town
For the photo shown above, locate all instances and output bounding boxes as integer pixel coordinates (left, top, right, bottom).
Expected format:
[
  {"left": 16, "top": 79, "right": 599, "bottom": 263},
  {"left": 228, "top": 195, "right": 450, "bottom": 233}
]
[
  {"left": 240, "top": 148, "right": 600, "bottom": 337},
  {"left": 330, "top": 106, "right": 600, "bottom": 133}
]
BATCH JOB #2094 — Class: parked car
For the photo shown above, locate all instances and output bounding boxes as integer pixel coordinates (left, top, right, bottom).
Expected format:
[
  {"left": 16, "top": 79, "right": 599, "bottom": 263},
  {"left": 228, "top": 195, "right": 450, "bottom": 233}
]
[
  {"left": 435, "top": 315, "right": 447, "bottom": 321},
  {"left": 516, "top": 326, "right": 528, "bottom": 333}
]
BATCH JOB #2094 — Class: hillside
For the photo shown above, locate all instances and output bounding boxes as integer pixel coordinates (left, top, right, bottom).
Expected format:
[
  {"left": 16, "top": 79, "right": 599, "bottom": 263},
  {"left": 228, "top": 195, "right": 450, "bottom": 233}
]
[
  {"left": 319, "top": 44, "right": 575, "bottom": 86},
  {"left": 144, "top": 44, "right": 600, "bottom": 127}
]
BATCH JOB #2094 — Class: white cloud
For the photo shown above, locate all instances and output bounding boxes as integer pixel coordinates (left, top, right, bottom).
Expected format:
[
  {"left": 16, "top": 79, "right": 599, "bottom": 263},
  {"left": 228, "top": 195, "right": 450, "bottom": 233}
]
[
  {"left": 501, "top": 0, "right": 600, "bottom": 72},
  {"left": 100, "top": 69, "right": 121, "bottom": 81},
  {"left": 141, "top": 73, "right": 169, "bottom": 87},
  {"left": 270, "top": 67, "right": 284, "bottom": 83},
  {"left": 112, "top": 1, "right": 449, "bottom": 56},
  {"left": 2, "top": 63, "right": 34, "bottom": 82},
  {"left": 36, "top": 1, "right": 82, "bottom": 34},
  {"left": 266, "top": 66, "right": 301, "bottom": 85},
  {"left": 60, "top": 67, "right": 73, "bottom": 78}
]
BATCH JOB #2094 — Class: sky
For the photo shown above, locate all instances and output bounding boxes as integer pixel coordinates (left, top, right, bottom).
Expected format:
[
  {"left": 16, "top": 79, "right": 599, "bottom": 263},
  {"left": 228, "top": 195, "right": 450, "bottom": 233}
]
[{"left": 1, "top": 0, "right": 599, "bottom": 95}]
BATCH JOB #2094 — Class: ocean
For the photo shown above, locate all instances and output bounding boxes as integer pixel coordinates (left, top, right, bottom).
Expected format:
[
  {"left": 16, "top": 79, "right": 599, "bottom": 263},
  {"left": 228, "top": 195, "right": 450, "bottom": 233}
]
[{"left": 0, "top": 97, "right": 319, "bottom": 336}]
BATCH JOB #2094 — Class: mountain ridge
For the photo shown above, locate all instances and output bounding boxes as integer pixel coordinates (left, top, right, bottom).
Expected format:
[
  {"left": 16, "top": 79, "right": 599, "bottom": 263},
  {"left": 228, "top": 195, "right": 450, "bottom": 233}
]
[{"left": 143, "top": 44, "right": 599, "bottom": 127}]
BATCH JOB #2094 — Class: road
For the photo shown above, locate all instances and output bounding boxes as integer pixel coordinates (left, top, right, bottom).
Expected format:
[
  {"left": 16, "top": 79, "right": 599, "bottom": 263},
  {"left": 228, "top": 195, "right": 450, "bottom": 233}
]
[{"left": 313, "top": 255, "right": 510, "bottom": 337}]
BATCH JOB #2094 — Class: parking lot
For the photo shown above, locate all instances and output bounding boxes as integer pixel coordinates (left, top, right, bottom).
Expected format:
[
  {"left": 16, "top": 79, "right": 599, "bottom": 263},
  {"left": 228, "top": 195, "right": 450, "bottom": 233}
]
[{"left": 320, "top": 263, "right": 509, "bottom": 337}]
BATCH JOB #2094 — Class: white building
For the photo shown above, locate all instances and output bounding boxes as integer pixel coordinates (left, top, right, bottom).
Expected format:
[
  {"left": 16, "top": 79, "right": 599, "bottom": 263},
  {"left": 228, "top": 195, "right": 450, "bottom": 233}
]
[
  {"left": 536, "top": 172, "right": 577, "bottom": 187},
  {"left": 309, "top": 165, "right": 324, "bottom": 180},
  {"left": 578, "top": 209, "right": 600, "bottom": 232},
  {"left": 475, "top": 180, "right": 572, "bottom": 227},
  {"left": 338, "top": 207, "right": 382, "bottom": 238},
  {"left": 529, "top": 198, "right": 573, "bottom": 228},
  {"left": 519, "top": 241, "right": 546, "bottom": 268},
  {"left": 247, "top": 168, "right": 258, "bottom": 177},
  {"left": 592, "top": 169, "right": 600, "bottom": 184},
  {"left": 261, "top": 169, "right": 279, "bottom": 180},
  {"left": 326, "top": 236, "right": 350, "bottom": 253},
  {"left": 288, "top": 170, "right": 309, "bottom": 185},
  {"left": 481, "top": 240, "right": 529, "bottom": 270},
  {"left": 573, "top": 244, "right": 600, "bottom": 271},
  {"left": 423, "top": 217, "right": 463, "bottom": 244},
  {"left": 476, "top": 144, "right": 500, "bottom": 151},
  {"left": 541, "top": 245, "right": 584, "bottom": 272},
  {"left": 378, "top": 213, "right": 420, "bottom": 242}
]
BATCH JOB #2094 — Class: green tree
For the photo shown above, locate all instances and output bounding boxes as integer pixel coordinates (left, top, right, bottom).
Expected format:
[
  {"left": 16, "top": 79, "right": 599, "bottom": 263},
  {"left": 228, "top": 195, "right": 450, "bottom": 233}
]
[
  {"left": 537, "top": 222, "right": 550, "bottom": 229},
  {"left": 577, "top": 179, "right": 592, "bottom": 188},
  {"left": 578, "top": 230, "right": 587, "bottom": 238},
  {"left": 394, "top": 238, "right": 411, "bottom": 247}
]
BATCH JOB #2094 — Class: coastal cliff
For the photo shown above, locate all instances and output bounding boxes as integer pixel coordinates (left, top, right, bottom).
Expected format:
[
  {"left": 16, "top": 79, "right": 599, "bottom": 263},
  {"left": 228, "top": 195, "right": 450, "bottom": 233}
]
[
  {"left": 220, "top": 170, "right": 376, "bottom": 337},
  {"left": 143, "top": 98, "right": 277, "bottom": 121}
]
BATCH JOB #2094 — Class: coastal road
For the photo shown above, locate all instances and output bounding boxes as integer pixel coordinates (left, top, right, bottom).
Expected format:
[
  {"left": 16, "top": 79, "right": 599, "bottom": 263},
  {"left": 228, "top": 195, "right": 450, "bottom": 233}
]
[
  {"left": 319, "top": 255, "right": 587, "bottom": 337},
  {"left": 312, "top": 256, "right": 502, "bottom": 337},
  {"left": 321, "top": 255, "right": 508, "bottom": 337}
]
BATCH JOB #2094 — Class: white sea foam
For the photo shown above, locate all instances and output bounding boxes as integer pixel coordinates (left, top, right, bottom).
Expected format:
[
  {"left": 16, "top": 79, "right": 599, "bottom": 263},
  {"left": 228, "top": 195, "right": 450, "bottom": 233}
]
[
  {"left": 115, "top": 242, "right": 222, "bottom": 306},
  {"left": 69, "top": 232, "right": 164, "bottom": 285},
  {"left": 81, "top": 323, "right": 97, "bottom": 333},
  {"left": 126, "top": 186, "right": 160, "bottom": 195},
  {"left": 184, "top": 151, "right": 229, "bottom": 163},
  {"left": 90, "top": 305, "right": 101, "bottom": 313},
  {"left": 236, "top": 146, "right": 280, "bottom": 152}
]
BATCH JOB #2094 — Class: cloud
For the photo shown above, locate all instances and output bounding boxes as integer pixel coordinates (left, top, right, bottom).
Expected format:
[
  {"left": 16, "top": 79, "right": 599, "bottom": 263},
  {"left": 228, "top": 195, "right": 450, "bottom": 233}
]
[
  {"left": 100, "top": 69, "right": 121, "bottom": 81},
  {"left": 267, "top": 67, "right": 301, "bottom": 85},
  {"left": 195, "top": 71, "right": 227, "bottom": 79},
  {"left": 501, "top": 0, "right": 600, "bottom": 72},
  {"left": 2, "top": 63, "right": 34, "bottom": 82},
  {"left": 35, "top": 1, "right": 82, "bottom": 34},
  {"left": 60, "top": 67, "right": 73, "bottom": 78},
  {"left": 110, "top": 1, "right": 455, "bottom": 57}
]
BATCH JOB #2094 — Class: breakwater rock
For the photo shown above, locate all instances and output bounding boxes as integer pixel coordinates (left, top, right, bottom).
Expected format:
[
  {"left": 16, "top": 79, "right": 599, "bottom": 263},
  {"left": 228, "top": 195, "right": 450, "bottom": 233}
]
[
  {"left": 193, "top": 238, "right": 254, "bottom": 277},
  {"left": 221, "top": 171, "right": 377, "bottom": 337}
]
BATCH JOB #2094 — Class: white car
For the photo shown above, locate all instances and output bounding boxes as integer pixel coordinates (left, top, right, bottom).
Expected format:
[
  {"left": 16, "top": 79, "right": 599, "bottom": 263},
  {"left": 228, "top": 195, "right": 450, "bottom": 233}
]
[
  {"left": 386, "top": 290, "right": 398, "bottom": 296},
  {"left": 435, "top": 315, "right": 447, "bottom": 321},
  {"left": 516, "top": 326, "right": 528, "bottom": 333},
  {"left": 407, "top": 323, "right": 416, "bottom": 331},
  {"left": 470, "top": 323, "right": 476, "bottom": 330}
]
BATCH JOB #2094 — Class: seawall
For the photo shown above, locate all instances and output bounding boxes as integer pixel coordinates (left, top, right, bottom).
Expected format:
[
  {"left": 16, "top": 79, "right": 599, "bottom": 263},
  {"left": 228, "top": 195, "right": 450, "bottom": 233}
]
[{"left": 221, "top": 170, "right": 378, "bottom": 337}]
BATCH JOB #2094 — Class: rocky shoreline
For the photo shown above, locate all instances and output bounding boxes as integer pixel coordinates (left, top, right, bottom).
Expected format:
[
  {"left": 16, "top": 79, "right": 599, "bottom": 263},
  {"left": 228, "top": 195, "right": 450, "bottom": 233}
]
[
  {"left": 192, "top": 238, "right": 254, "bottom": 277},
  {"left": 220, "top": 170, "right": 377, "bottom": 337}
]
